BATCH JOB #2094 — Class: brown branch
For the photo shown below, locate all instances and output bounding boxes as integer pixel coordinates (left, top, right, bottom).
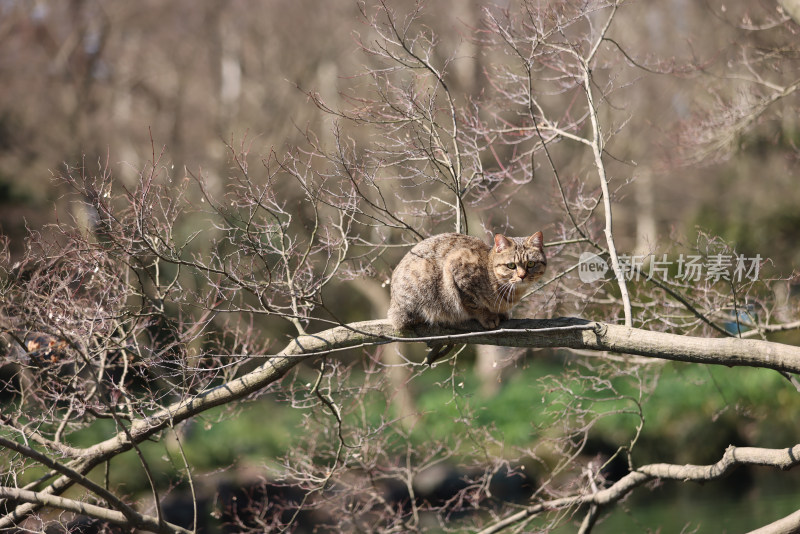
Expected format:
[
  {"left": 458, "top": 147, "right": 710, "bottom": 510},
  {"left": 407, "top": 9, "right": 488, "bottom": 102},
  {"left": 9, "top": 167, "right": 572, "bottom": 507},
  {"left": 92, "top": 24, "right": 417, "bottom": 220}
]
[
  {"left": 749, "top": 507, "right": 800, "bottom": 534},
  {"left": 478, "top": 443, "right": 800, "bottom": 534},
  {"left": 741, "top": 320, "right": 800, "bottom": 339},
  {"left": 0, "top": 486, "right": 191, "bottom": 534},
  {"left": 0, "top": 435, "right": 137, "bottom": 521},
  {"left": 3, "top": 317, "right": 800, "bottom": 528},
  {"left": 75, "top": 317, "right": 800, "bottom": 463}
]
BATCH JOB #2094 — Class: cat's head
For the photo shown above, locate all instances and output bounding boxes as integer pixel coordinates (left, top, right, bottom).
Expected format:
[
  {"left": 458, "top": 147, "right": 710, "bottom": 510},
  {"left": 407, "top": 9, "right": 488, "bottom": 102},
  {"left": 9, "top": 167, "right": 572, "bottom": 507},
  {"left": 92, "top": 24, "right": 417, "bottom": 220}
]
[{"left": 490, "top": 231, "right": 547, "bottom": 286}]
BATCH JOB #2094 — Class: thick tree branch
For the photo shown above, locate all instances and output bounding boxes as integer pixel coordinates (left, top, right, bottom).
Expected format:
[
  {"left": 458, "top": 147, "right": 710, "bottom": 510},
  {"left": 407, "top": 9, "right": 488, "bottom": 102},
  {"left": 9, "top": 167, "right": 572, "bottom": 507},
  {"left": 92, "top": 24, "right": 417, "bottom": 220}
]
[
  {"left": 7, "top": 318, "right": 800, "bottom": 471},
  {"left": 3, "top": 317, "right": 800, "bottom": 528},
  {"left": 76, "top": 317, "right": 800, "bottom": 461}
]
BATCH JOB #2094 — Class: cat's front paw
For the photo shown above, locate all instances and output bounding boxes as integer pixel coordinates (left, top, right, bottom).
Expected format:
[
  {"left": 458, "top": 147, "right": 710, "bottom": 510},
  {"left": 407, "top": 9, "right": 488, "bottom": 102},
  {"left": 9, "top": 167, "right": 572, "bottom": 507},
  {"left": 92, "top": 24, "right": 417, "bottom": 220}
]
[{"left": 477, "top": 313, "right": 501, "bottom": 330}]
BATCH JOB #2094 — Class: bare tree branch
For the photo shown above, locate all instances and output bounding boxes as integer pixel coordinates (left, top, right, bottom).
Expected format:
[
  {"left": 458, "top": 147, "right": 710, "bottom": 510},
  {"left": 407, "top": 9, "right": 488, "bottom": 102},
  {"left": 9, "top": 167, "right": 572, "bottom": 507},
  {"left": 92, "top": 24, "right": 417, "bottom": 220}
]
[
  {"left": 0, "top": 486, "right": 191, "bottom": 534},
  {"left": 1, "top": 1, "right": 799, "bottom": 532},
  {"left": 748, "top": 507, "right": 800, "bottom": 534},
  {"left": 478, "top": 443, "right": 800, "bottom": 534},
  {"left": 5, "top": 317, "right": 798, "bottom": 528}
]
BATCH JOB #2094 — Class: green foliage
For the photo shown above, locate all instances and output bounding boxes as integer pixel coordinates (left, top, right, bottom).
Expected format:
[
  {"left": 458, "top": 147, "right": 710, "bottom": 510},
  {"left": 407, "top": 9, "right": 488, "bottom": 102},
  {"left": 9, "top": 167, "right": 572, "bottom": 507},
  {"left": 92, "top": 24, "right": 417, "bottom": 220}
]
[
  {"left": 177, "top": 402, "right": 301, "bottom": 469},
  {"left": 57, "top": 401, "right": 301, "bottom": 495},
  {"left": 385, "top": 355, "right": 568, "bottom": 453},
  {"left": 404, "top": 355, "right": 800, "bottom": 461}
]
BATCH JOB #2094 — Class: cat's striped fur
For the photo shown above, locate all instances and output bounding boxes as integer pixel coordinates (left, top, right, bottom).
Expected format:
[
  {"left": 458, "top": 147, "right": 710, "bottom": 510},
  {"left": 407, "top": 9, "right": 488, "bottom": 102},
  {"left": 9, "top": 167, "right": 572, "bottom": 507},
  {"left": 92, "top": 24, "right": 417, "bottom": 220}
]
[{"left": 388, "top": 232, "right": 546, "bottom": 330}]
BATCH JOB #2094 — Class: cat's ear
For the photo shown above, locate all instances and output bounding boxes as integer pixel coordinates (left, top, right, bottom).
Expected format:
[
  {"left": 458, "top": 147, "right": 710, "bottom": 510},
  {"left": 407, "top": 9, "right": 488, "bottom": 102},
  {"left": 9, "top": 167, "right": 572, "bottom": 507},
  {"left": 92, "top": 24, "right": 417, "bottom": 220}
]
[
  {"left": 494, "top": 234, "right": 513, "bottom": 252},
  {"left": 525, "top": 231, "right": 544, "bottom": 250}
]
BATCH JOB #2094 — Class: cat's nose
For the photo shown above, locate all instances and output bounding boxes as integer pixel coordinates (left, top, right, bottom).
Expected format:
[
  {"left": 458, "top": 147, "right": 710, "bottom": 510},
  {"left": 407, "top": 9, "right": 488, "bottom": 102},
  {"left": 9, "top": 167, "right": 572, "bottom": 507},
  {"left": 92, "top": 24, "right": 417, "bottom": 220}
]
[{"left": 517, "top": 270, "right": 527, "bottom": 280}]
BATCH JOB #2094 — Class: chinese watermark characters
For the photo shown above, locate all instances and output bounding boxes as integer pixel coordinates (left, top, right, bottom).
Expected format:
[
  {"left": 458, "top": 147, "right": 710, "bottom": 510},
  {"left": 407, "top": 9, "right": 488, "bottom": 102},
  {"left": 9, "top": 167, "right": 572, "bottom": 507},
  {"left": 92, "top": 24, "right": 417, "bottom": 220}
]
[{"left": 578, "top": 252, "right": 762, "bottom": 284}]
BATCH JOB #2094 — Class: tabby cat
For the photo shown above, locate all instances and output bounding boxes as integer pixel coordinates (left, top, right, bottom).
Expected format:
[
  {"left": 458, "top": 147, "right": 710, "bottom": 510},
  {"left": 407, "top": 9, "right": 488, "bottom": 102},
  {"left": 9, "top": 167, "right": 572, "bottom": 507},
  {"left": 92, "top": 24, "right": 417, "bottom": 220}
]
[{"left": 388, "top": 232, "right": 546, "bottom": 330}]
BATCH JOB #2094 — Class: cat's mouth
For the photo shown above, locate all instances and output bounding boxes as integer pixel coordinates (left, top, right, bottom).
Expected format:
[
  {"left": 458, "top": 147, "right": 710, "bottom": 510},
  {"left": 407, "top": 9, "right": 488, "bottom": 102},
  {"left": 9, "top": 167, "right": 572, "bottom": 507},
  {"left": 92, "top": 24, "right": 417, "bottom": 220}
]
[{"left": 513, "top": 273, "right": 543, "bottom": 285}]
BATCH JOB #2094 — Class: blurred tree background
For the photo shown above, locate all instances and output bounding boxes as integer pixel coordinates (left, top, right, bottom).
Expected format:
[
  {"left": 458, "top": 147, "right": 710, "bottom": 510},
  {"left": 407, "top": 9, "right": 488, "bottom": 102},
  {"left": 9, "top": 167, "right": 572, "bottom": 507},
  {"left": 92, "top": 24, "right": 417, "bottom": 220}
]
[
  {"left": 0, "top": 0, "right": 799, "bottom": 532},
  {"left": 2, "top": 0, "right": 799, "bottom": 268}
]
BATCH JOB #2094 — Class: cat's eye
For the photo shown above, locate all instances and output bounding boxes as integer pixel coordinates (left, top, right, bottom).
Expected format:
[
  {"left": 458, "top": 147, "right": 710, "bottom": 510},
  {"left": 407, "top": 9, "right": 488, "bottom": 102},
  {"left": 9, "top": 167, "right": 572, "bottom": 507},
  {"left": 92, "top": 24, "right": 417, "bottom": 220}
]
[
  {"left": 506, "top": 262, "right": 516, "bottom": 269},
  {"left": 526, "top": 260, "right": 536, "bottom": 268}
]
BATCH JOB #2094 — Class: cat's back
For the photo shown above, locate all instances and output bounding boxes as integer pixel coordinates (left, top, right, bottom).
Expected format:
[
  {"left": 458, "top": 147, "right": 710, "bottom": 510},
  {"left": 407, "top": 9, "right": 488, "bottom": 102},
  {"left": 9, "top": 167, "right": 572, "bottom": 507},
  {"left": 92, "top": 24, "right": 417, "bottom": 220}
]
[
  {"left": 401, "top": 233, "right": 488, "bottom": 261},
  {"left": 388, "top": 233, "right": 490, "bottom": 328}
]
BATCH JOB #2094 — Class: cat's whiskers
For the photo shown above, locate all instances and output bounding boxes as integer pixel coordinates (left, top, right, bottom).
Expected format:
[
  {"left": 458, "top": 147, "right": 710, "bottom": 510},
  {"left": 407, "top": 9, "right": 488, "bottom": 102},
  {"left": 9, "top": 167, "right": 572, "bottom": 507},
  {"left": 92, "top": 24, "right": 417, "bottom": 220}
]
[
  {"left": 493, "top": 279, "right": 516, "bottom": 311},
  {"left": 492, "top": 284, "right": 503, "bottom": 310},
  {"left": 492, "top": 282, "right": 506, "bottom": 310}
]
